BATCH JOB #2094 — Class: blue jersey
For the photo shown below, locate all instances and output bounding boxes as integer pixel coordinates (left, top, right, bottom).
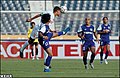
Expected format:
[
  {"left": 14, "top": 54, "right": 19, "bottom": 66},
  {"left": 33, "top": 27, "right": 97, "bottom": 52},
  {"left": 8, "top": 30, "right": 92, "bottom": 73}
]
[
  {"left": 38, "top": 24, "right": 53, "bottom": 50},
  {"left": 78, "top": 24, "right": 95, "bottom": 41},
  {"left": 38, "top": 24, "right": 50, "bottom": 40},
  {"left": 97, "top": 24, "right": 111, "bottom": 41}
]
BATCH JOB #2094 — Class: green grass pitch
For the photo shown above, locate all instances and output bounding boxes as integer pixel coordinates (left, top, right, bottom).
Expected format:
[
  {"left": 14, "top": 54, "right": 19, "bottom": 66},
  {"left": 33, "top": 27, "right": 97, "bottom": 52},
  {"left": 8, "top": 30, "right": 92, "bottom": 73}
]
[{"left": 1, "top": 59, "right": 119, "bottom": 77}]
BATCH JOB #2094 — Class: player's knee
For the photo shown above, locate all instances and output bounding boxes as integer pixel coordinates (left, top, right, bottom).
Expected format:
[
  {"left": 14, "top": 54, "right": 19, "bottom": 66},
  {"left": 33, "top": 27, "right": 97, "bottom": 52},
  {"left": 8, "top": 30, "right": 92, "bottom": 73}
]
[
  {"left": 83, "top": 53, "right": 87, "bottom": 57},
  {"left": 48, "top": 53, "right": 53, "bottom": 56},
  {"left": 106, "top": 49, "right": 110, "bottom": 52}
]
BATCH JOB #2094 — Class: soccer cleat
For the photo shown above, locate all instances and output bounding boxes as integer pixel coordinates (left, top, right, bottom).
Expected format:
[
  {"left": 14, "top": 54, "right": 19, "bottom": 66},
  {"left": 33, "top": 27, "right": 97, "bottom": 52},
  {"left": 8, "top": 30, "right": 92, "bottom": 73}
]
[
  {"left": 32, "top": 57, "right": 35, "bottom": 60},
  {"left": 100, "top": 60, "right": 103, "bottom": 64},
  {"left": 49, "top": 65, "right": 52, "bottom": 69},
  {"left": 44, "top": 68, "right": 50, "bottom": 72},
  {"left": 63, "top": 26, "right": 71, "bottom": 35},
  {"left": 104, "top": 59, "right": 108, "bottom": 64},
  {"left": 36, "top": 55, "right": 39, "bottom": 60},
  {"left": 85, "top": 65, "right": 88, "bottom": 69},
  {"left": 90, "top": 63, "right": 94, "bottom": 69},
  {"left": 36, "top": 57, "right": 39, "bottom": 60},
  {"left": 20, "top": 49, "right": 23, "bottom": 58}
]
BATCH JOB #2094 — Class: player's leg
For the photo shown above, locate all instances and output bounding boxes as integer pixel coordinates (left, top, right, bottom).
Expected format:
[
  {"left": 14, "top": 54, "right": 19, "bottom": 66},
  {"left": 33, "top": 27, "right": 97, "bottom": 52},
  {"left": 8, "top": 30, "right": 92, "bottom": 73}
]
[
  {"left": 104, "top": 44, "right": 110, "bottom": 64},
  {"left": 38, "top": 39, "right": 48, "bottom": 64},
  {"left": 100, "top": 46, "right": 104, "bottom": 64},
  {"left": 44, "top": 48, "right": 53, "bottom": 72},
  {"left": 20, "top": 37, "right": 35, "bottom": 58},
  {"left": 100, "top": 40, "right": 104, "bottom": 64},
  {"left": 35, "top": 42, "right": 39, "bottom": 60},
  {"left": 20, "top": 41, "right": 29, "bottom": 53},
  {"left": 89, "top": 41, "right": 96, "bottom": 69},
  {"left": 82, "top": 42, "right": 89, "bottom": 69},
  {"left": 83, "top": 51, "right": 88, "bottom": 69},
  {"left": 42, "top": 40, "right": 52, "bottom": 72},
  {"left": 90, "top": 46, "right": 95, "bottom": 69},
  {"left": 51, "top": 26, "right": 71, "bottom": 38},
  {"left": 30, "top": 43, "right": 35, "bottom": 60}
]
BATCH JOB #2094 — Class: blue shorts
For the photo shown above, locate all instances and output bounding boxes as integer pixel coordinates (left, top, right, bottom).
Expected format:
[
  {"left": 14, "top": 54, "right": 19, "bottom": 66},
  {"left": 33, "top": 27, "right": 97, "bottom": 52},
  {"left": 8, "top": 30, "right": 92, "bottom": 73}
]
[
  {"left": 82, "top": 40, "right": 95, "bottom": 52},
  {"left": 100, "top": 40, "right": 110, "bottom": 46},
  {"left": 39, "top": 39, "right": 50, "bottom": 50},
  {"left": 38, "top": 33, "right": 53, "bottom": 50}
]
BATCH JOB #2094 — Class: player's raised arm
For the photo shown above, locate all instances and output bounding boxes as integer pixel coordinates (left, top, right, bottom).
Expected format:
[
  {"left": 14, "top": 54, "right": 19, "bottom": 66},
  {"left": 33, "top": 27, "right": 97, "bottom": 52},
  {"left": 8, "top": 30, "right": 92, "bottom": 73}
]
[{"left": 26, "top": 14, "right": 42, "bottom": 22}]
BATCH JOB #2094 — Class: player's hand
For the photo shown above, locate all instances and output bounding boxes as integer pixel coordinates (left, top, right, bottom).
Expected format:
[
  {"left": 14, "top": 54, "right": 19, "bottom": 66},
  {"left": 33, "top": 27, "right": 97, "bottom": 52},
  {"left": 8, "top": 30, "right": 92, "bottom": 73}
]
[
  {"left": 43, "top": 36, "right": 48, "bottom": 40},
  {"left": 105, "top": 29, "right": 109, "bottom": 33},
  {"left": 103, "top": 30, "right": 109, "bottom": 33},
  {"left": 26, "top": 19, "right": 32, "bottom": 22}
]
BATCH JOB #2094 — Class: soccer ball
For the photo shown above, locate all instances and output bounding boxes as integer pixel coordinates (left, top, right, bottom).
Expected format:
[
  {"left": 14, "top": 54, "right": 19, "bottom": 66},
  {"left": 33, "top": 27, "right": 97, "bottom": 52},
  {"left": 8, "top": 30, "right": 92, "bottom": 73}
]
[{"left": 60, "top": 6, "right": 67, "bottom": 13}]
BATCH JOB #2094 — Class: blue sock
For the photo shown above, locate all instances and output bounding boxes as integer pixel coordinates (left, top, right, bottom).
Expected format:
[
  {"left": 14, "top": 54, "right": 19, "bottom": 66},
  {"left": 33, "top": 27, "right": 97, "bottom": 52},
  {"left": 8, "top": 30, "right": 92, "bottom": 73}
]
[
  {"left": 45, "top": 56, "right": 52, "bottom": 66},
  {"left": 100, "top": 50, "right": 103, "bottom": 61},
  {"left": 58, "top": 32, "right": 63, "bottom": 36}
]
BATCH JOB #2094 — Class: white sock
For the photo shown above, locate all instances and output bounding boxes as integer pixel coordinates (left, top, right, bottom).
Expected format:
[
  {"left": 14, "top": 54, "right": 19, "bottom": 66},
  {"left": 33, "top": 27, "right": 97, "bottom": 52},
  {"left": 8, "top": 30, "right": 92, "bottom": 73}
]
[
  {"left": 45, "top": 66, "right": 49, "bottom": 69},
  {"left": 20, "top": 41, "right": 29, "bottom": 52},
  {"left": 44, "top": 51, "right": 48, "bottom": 63},
  {"left": 63, "top": 31, "right": 65, "bottom": 35}
]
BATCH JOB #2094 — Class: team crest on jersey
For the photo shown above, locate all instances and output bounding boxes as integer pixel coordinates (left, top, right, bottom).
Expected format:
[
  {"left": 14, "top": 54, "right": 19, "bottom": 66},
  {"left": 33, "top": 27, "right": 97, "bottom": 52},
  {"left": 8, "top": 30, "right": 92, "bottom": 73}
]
[{"left": 90, "top": 28, "right": 93, "bottom": 31}]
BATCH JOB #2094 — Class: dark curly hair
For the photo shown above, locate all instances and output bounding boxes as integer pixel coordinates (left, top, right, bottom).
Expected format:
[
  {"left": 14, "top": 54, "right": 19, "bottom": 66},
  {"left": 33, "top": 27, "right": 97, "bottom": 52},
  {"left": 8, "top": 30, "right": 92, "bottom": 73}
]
[{"left": 41, "top": 13, "right": 51, "bottom": 24}]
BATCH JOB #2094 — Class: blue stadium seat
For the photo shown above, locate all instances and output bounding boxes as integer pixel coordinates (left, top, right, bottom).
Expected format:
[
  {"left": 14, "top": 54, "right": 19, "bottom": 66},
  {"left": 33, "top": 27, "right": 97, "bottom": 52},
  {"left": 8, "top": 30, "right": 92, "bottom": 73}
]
[
  {"left": 1, "top": 0, "right": 119, "bottom": 36},
  {"left": 1, "top": 0, "right": 30, "bottom": 35}
]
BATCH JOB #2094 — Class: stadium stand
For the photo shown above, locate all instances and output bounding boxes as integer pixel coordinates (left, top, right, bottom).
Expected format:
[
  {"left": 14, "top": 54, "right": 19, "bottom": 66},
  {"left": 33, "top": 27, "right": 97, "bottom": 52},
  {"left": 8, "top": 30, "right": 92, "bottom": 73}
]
[
  {"left": 1, "top": 0, "right": 119, "bottom": 36},
  {"left": 1, "top": 0, "right": 30, "bottom": 35}
]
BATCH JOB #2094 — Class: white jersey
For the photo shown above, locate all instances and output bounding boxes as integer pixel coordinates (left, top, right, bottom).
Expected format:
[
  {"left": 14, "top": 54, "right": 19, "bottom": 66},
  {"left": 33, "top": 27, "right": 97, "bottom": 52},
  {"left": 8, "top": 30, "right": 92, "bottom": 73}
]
[
  {"left": 40, "top": 11, "right": 55, "bottom": 31},
  {"left": 30, "top": 24, "right": 40, "bottom": 39},
  {"left": 30, "top": 11, "right": 55, "bottom": 39}
]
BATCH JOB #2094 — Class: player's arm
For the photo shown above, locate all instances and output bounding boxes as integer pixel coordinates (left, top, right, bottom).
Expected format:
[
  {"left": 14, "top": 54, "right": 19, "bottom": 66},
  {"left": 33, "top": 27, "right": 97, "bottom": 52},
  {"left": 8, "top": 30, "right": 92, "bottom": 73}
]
[
  {"left": 49, "top": 29, "right": 56, "bottom": 33},
  {"left": 77, "top": 26, "right": 84, "bottom": 39},
  {"left": 38, "top": 26, "right": 48, "bottom": 40},
  {"left": 107, "top": 24, "right": 112, "bottom": 33},
  {"left": 26, "top": 11, "right": 48, "bottom": 22},
  {"left": 77, "top": 31, "right": 85, "bottom": 39},
  {"left": 94, "top": 27, "right": 99, "bottom": 43},
  {"left": 98, "top": 29, "right": 111, "bottom": 34},
  {"left": 38, "top": 32, "right": 48, "bottom": 40},
  {"left": 97, "top": 25, "right": 106, "bottom": 34},
  {"left": 26, "top": 14, "right": 41, "bottom": 22},
  {"left": 94, "top": 31, "right": 99, "bottom": 43}
]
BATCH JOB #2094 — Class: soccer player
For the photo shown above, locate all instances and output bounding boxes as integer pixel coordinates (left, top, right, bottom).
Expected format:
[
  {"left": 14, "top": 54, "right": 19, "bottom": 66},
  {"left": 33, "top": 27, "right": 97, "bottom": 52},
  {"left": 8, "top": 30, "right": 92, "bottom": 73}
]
[
  {"left": 77, "top": 17, "right": 99, "bottom": 69},
  {"left": 28, "top": 22, "right": 39, "bottom": 60},
  {"left": 38, "top": 13, "right": 70, "bottom": 72},
  {"left": 20, "top": 6, "right": 69, "bottom": 58},
  {"left": 97, "top": 17, "right": 111, "bottom": 64},
  {"left": 25, "top": 6, "right": 69, "bottom": 64},
  {"left": 26, "top": 6, "right": 63, "bottom": 31}
]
